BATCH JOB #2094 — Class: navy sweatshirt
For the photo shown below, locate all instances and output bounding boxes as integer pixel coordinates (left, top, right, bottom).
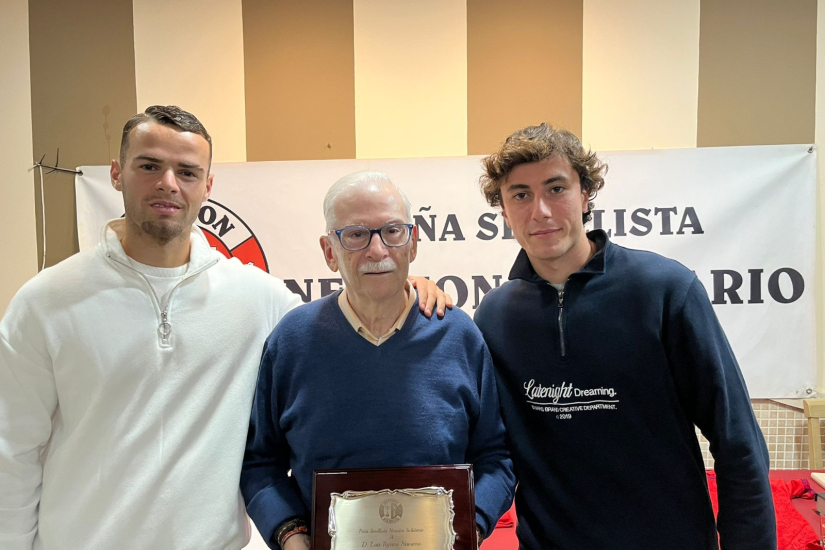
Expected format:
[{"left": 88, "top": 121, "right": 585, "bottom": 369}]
[
  {"left": 474, "top": 230, "right": 774, "bottom": 550},
  {"left": 241, "top": 291, "right": 515, "bottom": 547}
]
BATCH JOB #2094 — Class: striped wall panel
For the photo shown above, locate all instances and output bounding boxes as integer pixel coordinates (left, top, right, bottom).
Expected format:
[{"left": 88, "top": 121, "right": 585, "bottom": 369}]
[
  {"left": 19, "top": 0, "right": 822, "bottom": 268},
  {"left": 467, "top": 0, "right": 583, "bottom": 155},
  {"left": 133, "top": 0, "right": 247, "bottom": 162},
  {"left": 243, "top": 0, "right": 356, "bottom": 161},
  {"left": 582, "top": 0, "right": 700, "bottom": 151},
  {"left": 1, "top": 0, "right": 36, "bottom": 314},
  {"left": 354, "top": 0, "right": 468, "bottom": 159},
  {"left": 697, "top": 0, "right": 816, "bottom": 147},
  {"left": 28, "top": 0, "right": 137, "bottom": 268}
]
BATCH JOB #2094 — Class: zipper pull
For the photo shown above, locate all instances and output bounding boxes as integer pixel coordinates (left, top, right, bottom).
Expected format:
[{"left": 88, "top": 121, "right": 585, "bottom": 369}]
[
  {"left": 159, "top": 310, "right": 172, "bottom": 345},
  {"left": 557, "top": 287, "right": 566, "bottom": 357}
]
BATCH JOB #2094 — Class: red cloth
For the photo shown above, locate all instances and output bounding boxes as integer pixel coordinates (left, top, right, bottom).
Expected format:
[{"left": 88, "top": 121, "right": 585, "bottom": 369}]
[
  {"left": 495, "top": 506, "right": 516, "bottom": 528},
  {"left": 706, "top": 471, "right": 821, "bottom": 550}
]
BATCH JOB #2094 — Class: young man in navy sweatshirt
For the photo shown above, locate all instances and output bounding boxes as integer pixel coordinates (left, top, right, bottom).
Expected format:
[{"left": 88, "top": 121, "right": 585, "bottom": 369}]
[{"left": 474, "top": 123, "right": 775, "bottom": 550}]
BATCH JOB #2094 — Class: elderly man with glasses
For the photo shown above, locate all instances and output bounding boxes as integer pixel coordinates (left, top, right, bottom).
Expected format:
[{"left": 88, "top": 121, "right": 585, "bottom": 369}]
[{"left": 240, "top": 170, "right": 515, "bottom": 550}]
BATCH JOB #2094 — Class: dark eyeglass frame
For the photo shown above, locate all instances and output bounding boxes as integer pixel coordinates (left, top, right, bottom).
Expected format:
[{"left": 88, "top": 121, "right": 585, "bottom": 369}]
[{"left": 328, "top": 223, "right": 415, "bottom": 251}]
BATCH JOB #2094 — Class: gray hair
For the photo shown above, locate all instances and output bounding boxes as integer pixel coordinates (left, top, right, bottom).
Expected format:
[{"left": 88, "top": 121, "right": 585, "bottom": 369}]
[{"left": 323, "top": 170, "right": 413, "bottom": 231}]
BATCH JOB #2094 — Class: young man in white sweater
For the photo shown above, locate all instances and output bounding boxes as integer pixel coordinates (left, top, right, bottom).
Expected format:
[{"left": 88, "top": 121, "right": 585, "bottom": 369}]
[{"left": 0, "top": 106, "right": 447, "bottom": 550}]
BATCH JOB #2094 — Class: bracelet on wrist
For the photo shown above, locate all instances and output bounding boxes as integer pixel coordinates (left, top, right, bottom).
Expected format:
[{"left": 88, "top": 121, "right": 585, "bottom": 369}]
[{"left": 276, "top": 518, "right": 309, "bottom": 548}]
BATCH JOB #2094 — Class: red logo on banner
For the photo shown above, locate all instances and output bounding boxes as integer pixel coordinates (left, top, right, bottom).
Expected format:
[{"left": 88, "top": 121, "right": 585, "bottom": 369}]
[{"left": 196, "top": 199, "right": 269, "bottom": 272}]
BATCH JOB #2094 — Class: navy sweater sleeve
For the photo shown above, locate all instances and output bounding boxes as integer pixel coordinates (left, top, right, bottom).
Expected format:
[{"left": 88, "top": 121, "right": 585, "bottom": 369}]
[
  {"left": 466, "top": 337, "right": 516, "bottom": 537},
  {"left": 240, "top": 336, "right": 307, "bottom": 548},
  {"left": 667, "top": 278, "right": 775, "bottom": 550}
]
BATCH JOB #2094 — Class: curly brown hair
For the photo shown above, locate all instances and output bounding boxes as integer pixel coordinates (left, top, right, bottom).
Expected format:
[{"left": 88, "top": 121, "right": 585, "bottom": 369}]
[
  {"left": 479, "top": 123, "right": 607, "bottom": 224},
  {"left": 119, "top": 105, "right": 212, "bottom": 168}
]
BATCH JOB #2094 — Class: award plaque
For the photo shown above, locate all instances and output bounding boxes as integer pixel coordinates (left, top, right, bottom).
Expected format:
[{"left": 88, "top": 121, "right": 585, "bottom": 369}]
[{"left": 312, "top": 465, "right": 476, "bottom": 550}]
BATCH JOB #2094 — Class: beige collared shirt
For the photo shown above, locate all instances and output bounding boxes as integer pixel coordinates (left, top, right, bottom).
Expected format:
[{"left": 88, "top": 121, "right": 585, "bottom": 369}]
[{"left": 338, "top": 283, "right": 416, "bottom": 346}]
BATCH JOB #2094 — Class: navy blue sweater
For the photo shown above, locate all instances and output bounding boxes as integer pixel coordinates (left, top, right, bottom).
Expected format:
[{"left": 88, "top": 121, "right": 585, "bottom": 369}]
[
  {"left": 241, "top": 291, "right": 515, "bottom": 547},
  {"left": 475, "top": 230, "right": 774, "bottom": 550}
]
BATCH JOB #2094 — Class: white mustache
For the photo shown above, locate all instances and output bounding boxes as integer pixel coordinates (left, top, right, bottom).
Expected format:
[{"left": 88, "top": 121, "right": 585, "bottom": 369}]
[{"left": 359, "top": 259, "right": 397, "bottom": 273}]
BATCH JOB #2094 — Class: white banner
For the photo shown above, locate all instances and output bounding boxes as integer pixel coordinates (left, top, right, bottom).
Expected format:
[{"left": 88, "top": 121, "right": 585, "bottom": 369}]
[{"left": 76, "top": 145, "right": 817, "bottom": 398}]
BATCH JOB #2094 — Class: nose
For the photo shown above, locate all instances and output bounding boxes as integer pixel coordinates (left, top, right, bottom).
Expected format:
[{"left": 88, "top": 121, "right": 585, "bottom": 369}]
[
  {"left": 155, "top": 168, "right": 180, "bottom": 193},
  {"left": 532, "top": 196, "right": 552, "bottom": 220},
  {"left": 364, "top": 232, "right": 389, "bottom": 260}
]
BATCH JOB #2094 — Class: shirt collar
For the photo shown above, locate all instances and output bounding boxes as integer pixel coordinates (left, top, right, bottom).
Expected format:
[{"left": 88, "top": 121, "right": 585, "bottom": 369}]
[
  {"left": 338, "top": 283, "right": 416, "bottom": 345},
  {"left": 508, "top": 229, "right": 610, "bottom": 283}
]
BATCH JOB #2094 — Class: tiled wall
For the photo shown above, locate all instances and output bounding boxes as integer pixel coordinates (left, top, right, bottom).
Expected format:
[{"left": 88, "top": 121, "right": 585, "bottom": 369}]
[{"left": 698, "top": 400, "right": 820, "bottom": 470}]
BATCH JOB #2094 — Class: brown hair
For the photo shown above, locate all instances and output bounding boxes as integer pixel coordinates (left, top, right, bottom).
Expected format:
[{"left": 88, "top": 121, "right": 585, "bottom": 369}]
[
  {"left": 119, "top": 105, "right": 212, "bottom": 167},
  {"left": 479, "top": 123, "right": 607, "bottom": 223}
]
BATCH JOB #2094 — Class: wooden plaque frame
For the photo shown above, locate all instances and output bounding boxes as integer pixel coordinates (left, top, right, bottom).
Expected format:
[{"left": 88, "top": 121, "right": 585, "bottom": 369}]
[{"left": 312, "top": 464, "right": 476, "bottom": 550}]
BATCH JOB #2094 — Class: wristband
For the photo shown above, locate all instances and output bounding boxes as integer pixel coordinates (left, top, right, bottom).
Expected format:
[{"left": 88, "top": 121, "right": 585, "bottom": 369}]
[{"left": 276, "top": 518, "right": 309, "bottom": 548}]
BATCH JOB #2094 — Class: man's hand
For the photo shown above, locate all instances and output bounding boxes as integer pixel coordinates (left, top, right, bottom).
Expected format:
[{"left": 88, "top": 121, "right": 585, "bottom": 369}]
[
  {"left": 408, "top": 276, "right": 453, "bottom": 318},
  {"left": 283, "top": 533, "right": 311, "bottom": 550}
]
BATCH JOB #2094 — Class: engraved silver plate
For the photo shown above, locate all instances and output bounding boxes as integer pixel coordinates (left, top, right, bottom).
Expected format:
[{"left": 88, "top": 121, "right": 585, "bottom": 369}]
[{"left": 328, "top": 487, "right": 456, "bottom": 550}]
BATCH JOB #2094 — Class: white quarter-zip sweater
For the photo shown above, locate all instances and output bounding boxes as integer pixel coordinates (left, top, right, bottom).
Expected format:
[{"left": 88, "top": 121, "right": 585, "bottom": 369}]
[{"left": 0, "top": 220, "right": 302, "bottom": 550}]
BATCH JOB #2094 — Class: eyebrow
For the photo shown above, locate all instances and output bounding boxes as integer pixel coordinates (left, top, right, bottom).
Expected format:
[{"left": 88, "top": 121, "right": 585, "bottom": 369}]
[
  {"left": 505, "top": 175, "right": 567, "bottom": 191},
  {"left": 344, "top": 218, "right": 408, "bottom": 227},
  {"left": 134, "top": 155, "right": 163, "bottom": 164},
  {"left": 133, "top": 155, "right": 205, "bottom": 173}
]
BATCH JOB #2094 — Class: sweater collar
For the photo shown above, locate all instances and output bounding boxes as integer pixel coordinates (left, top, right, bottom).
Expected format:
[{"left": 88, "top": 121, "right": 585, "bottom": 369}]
[
  {"left": 508, "top": 229, "right": 610, "bottom": 283},
  {"left": 100, "top": 218, "right": 219, "bottom": 271}
]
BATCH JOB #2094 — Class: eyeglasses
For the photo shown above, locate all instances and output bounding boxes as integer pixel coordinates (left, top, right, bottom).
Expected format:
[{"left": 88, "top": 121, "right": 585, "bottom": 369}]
[{"left": 328, "top": 223, "right": 415, "bottom": 251}]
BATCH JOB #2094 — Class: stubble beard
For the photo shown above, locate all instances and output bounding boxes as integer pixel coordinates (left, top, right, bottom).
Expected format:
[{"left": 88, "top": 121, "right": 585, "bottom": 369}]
[
  {"left": 140, "top": 219, "right": 186, "bottom": 244},
  {"left": 124, "top": 199, "right": 193, "bottom": 246}
]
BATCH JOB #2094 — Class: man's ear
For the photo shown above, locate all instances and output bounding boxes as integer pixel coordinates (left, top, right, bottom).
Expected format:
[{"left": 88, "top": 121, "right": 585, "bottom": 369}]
[
  {"left": 501, "top": 204, "right": 510, "bottom": 228},
  {"left": 110, "top": 160, "right": 123, "bottom": 191},
  {"left": 320, "top": 235, "right": 339, "bottom": 272},
  {"left": 205, "top": 173, "right": 214, "bottom": 201}
]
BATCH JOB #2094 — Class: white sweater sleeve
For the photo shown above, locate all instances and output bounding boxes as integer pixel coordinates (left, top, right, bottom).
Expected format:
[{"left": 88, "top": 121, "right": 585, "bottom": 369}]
[{"left": 0, "top": 289, "right": 58, "bottom": 550}]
